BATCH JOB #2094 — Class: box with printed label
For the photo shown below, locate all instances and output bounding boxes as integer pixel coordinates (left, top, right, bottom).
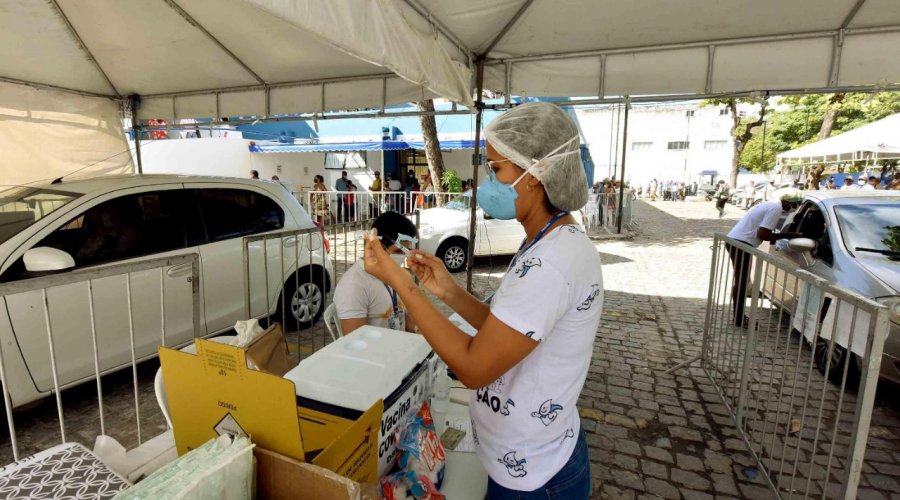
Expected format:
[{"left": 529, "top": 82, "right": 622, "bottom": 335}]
[
  {"left": 159, "top": 338, "right": 383, "bottom": 484},
  {"left": 283, "top": 325, "right": 434, "bottom": 476}
]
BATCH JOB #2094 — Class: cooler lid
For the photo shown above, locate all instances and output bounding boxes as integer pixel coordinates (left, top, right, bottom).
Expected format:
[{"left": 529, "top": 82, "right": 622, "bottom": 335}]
[{"left": 283, "top": 326, "right": 432, "bottom": 411}]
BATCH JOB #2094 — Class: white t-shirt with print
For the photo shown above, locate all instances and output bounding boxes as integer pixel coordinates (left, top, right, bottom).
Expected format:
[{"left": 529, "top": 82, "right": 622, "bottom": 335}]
[
  {"left": 470, "top": 224, "right": 604, "bottom": 491},
  {"left": 727, "top": 200, "right": 785, "bottom": 247},
  {"left": 334, "top": 260, "right": 405, "bottom": 331}
]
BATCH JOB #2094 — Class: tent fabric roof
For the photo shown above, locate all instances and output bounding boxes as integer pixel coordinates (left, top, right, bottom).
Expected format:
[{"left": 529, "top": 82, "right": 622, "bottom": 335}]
[
  {"left": 1, "top": 0, "right": 899, "bottom": 120},
  {"left": 777, "top": 113, "right": 900, "bottom": 166}
]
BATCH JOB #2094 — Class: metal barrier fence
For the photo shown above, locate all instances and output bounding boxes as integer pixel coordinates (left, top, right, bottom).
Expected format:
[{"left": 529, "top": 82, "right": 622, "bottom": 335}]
[
  {"left": 242, "top": 214, "right": 420, "bottom": 359},
  {"left": 670, "top": 234, "right": 890, "bottom": 499},
  {"left": 0, "top": 254, "right": 201, "bottom": 463},
  {"left": 300, "top": 190, "right": 460, "bottom": 223},
  {"left": 583, "top": 190, "right": 635, "bottom": 232}
]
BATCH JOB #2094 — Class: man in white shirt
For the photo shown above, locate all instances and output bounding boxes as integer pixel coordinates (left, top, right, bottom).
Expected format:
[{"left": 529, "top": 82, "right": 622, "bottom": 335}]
[
  {"left": 860, "top": 176, "right": 878, "bottom": 191},
  {"left": 334, "top": 211, "right": 418, "bottom": 335},
  {"left": 840, "top": 177, "right": 856, "bottom": 190},
  {"left": 726, "top": 188, "right": 803, "bottom": 327}
]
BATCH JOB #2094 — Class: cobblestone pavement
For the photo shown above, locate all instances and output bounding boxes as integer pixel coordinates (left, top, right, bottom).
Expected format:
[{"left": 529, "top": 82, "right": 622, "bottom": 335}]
[{"left": 2, "top": 198, "right": 898, "bottom": 500}]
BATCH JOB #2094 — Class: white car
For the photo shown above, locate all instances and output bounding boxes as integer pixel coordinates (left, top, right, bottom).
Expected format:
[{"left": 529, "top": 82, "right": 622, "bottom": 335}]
[
  {"left": 0, "top": 175, "right": 332, "bottom": 408},
  {"left": 417, "top": 195, "right": 584, "bottom": 272}
]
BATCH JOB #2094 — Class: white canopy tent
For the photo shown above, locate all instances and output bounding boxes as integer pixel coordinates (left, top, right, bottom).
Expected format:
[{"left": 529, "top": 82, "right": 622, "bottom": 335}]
[
  {"left": 1, "top": 0, "right": 899, "bottom": 294},
  {"left": 2, "top": 1, "right": 900, "bottom": 196},
  {"left": 777, "top": 113, "right": 900, "bottom": 167}
]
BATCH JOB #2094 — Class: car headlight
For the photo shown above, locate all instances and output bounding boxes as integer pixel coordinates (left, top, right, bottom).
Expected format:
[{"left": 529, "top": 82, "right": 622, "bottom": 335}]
[
  {"left": 876, "top": 296, "right": 900, "bottom": 324},
  {"left": 420, "top": 225, "right": 435, "bottom": 235}
]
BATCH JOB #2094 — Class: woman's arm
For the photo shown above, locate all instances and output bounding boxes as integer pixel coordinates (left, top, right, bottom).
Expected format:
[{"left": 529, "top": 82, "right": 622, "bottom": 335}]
[
  {"left": 407, "top": 250, "right": 490, "bottom": 329},
  {"left": 368, "top": 237, "right": 536, "bottom": 388}
]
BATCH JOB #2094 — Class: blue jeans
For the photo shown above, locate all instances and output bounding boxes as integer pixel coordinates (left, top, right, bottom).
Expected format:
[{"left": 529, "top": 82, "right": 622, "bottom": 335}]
[{"left": 486, "top": 428, "right": 591, "bottom": 499}]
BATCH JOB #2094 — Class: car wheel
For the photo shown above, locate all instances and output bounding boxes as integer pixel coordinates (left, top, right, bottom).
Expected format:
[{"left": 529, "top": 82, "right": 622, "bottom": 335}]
[
  {"left": 814, "top": 338, "right": 859, "bottom": 386},
  {"left": 278, "top": 267, "right": 326, "bottom": 330},
  {"left": 438, "top": 238, "right": 468, "bottom": 273}
]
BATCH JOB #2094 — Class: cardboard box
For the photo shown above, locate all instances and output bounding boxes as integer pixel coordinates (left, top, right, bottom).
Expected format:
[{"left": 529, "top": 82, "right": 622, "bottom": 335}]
[
  {"left": 244, "top": 323, "right": 296, "bottom": 376},
  {"left": 159, "top": 339, "right": 383, "bottom": 484}
]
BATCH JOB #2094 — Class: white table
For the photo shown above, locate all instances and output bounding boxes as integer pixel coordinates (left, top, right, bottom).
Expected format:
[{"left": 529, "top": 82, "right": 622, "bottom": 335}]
[{"left": 433, "top": 389, "right": 488, "bottom": 500}]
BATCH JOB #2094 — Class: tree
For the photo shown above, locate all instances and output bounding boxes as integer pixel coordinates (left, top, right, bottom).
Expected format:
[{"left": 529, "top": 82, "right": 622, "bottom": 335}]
[
  {"left": 417, "top": 99, "right": 447, "bottom": 206},
  {"left": 702, "top": 98, "right": 767, "bottom": 188},
  {"left": 817, "top": 93, "right": 845, "bottom": 140}
]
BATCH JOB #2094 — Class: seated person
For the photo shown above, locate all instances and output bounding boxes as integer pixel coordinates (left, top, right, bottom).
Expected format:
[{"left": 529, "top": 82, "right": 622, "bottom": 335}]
[{"left": 334, "top": 211, "right": 418, "bottom": 335}]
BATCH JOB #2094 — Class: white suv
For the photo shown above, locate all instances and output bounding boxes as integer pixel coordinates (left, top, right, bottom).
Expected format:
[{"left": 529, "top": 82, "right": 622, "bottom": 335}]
[{"left": 0, "top": 175, "right": 332, "bottom": 408}]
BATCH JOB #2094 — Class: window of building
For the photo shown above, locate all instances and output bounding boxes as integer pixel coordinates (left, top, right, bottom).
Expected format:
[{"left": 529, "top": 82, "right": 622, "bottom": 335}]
[
  {"left": 324, "top": 152, "right": 366, "bottom": 170},
  {"left": 196, "top": 189, "right": 284, "bottom": 242},
  {"left": 399, "top": 149, "right": 432, "bottom": 181},
  {"left": 738, "top": 111, "right": 748, "bottom": 118},
  {"left": 685, "top": 110, "right": 695, "bottom": 117},
  {"left": 667, "top": 141, "right": 690, "bottom": 150},
  {"left": 704, "top": 140, "right": 728, "bottom": 150},
  {"left": 631, "top": 142, "right": 653, "bottom": 151},
  {"left": 720, "top": 108, "right": 729, "bottom": 116}
]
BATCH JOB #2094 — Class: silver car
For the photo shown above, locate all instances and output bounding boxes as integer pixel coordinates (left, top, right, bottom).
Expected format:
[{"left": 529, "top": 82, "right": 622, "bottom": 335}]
[{"left": 763, "top": 191, "right": 900, "bottom": 385}]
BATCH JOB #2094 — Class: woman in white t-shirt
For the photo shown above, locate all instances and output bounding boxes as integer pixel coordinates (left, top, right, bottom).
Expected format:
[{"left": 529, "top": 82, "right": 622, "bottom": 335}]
[{"left": 363, "top": 103, "right": 602, "bottom": 498}]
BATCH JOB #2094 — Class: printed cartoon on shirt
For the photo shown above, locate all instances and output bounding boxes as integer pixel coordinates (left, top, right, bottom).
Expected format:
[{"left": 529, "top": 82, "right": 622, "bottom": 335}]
[
  {"left": 561, "top": 428, "right": 575, "bottom": 444},
  {"left": 476, "top": 376, "right": 514, "bottom": 416},
  {"left": 498, "top": 451, "right": 527, "bottom": 478},
  {"left": 515, "top": 257, "right": 541, "bottom": 278},
  {"left": 531, "top": 399, "right": 563, "bottom": 426},
  {"left": 577, "top": 284, "right": 601, "bottom": 311}
]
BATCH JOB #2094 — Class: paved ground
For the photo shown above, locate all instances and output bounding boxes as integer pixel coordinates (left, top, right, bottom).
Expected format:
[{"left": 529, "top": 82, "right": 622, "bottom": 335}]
[{"left": 2, "top": 197, "right": 898, "bottom": 499}]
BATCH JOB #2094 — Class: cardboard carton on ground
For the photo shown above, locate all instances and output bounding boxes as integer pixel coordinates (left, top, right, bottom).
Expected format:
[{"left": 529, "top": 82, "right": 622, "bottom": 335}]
[{"left": 159, "top": 338, "right": 383, "bottom": 483}]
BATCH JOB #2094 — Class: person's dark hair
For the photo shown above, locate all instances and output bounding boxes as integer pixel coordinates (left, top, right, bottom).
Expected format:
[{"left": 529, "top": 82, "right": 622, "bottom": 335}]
[
  {"left": 371, "top": 211, "right": 417, "bottom": 248},
  {"left": 250, "top": 170, "right": 259, "bottom": 179}
]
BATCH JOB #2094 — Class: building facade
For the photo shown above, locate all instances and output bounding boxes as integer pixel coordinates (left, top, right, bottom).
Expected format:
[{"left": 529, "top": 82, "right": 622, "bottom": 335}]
[{"left": 575, "top": 101, "right": 757, "bottom": 187}]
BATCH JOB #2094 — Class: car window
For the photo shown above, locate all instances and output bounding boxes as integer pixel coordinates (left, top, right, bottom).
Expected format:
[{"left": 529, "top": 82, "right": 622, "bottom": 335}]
[
  {"left": 196, "top": 189, "right": 285, "bottom": 242},
  {"left": 1, "top": 190, "right": 189, "bottom": 281},
  {"left": 0, "top": 187, "right": 79, "bottom": 246},
  {"left": 834, "top": 203, "right": 900, "bottom": 259},
  {"left": 795, "top": 205, "right": 833, "bottom": 266}
]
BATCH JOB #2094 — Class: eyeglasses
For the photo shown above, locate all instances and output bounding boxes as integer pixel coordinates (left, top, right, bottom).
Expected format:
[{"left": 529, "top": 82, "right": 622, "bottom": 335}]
[{"left": 483, "top": 159, "right": 514, "bottom": 178}]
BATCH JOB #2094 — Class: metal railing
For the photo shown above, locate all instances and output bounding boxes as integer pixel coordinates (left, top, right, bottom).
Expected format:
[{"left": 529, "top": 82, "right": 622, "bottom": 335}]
[
  {"left": 242, "top": 214, "right": 420, "bottom": 360},
  {"left": 583, "top": 190, "right": 634, "bottom": 232},
  {"left": 299, "top": 190, "right": 464, "bottom": 223},
  {"left": 0, "top": 254, "right": 201, "bottom": 464},
  {"left": 670, "top": 234, "right": 890, "bottom": 499}
]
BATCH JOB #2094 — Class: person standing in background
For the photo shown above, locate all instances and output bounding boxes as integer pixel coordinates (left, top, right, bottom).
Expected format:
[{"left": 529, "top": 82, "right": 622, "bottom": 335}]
[
  {"left": 841, "top": 177, "right": 856, "bottom": 190},
  {"left": 335, "top": 170, "right": 349, "bottom": 222},
  {"left": 888, "top": 172, "right": 900, "bottom": 190},
  {"left": 370, "top": 171, "right": 383, "bottom": 217},
  {"left": 249, "top": 170, "right": 259, "bottom": 180},
  {"left": 714, "top": 179, "right": 729, "bottom": 218}
]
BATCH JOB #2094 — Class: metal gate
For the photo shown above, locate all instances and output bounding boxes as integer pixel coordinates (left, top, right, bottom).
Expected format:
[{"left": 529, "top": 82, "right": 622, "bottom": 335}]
[{"left": 671, "top": 234, "right": 891, "bottom": 499}]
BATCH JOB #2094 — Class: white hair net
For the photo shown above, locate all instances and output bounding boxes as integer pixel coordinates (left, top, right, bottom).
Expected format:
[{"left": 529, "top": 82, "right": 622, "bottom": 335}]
[
  {"left": 775, "top": 187, "right": 804, "bottom": 202},
  {"left": 484, "top": 102, "right": 588, "bottom": 212}
]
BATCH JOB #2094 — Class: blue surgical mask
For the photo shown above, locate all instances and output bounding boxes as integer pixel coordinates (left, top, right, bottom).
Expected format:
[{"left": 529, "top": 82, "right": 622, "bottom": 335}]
[{"left": 477, "top": 168, "right": 529, "bottom": 220}]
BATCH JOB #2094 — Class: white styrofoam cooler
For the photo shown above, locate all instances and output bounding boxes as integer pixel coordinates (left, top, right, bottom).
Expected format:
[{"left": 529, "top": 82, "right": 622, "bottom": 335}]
[{"left": 283, "top": 325, "right": 436, "bottom": 475}]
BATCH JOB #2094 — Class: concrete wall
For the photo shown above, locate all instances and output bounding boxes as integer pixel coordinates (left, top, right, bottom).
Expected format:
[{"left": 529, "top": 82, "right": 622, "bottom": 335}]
[{"left": 135, "top": 136, "right": 475, "bottom": 194}]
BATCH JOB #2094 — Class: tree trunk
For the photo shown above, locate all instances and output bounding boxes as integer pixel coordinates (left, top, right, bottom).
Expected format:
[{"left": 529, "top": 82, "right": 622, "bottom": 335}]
[
  {"left": 818, "top": 93, "right": 845, "bottom": 140},
  {"left": 417, "top": 99, "right": 446, "bottom": 207},
  {"left": 728, "top": 100, "right": 740, "bottom": 188}
]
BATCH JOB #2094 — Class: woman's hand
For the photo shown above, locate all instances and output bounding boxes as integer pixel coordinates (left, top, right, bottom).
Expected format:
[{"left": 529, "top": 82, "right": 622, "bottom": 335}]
[
  {"left": 363, "top": 229, "right": 408, "bottom": 287},
  {"left": 407, "top": 249, "right": 459, "bottom": 301}
]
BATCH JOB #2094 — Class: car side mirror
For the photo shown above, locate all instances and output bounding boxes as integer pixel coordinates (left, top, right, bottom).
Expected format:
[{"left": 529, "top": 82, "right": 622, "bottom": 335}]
[
  {"left": 787, "top": 238, "right": 816, "bottom": 253},
  {"left": 23, "top": 247, "right": 75, "bottom": 273}
]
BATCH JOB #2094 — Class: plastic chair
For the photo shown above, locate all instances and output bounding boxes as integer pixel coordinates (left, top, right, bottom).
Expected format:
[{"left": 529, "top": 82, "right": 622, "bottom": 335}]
[{"left": 323, "top": 303, "right": 342, "bottom": 341}]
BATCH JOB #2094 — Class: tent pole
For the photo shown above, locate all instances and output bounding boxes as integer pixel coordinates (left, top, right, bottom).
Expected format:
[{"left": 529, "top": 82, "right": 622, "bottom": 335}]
[
  {"left": 616, "top": 97, "right": 630, "bottom": 234},
  {"left": 130, "top": 96, "right": 143, "bottom": 175},
  {"left": 465, "top": 59, "right": 485, "bottom": 293}
]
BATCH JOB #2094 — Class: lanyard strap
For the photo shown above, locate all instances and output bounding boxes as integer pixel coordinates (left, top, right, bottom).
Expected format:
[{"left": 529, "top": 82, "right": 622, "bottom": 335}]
[
  {"left": 508, "top": 211, "right": 567, "bottom": 272},
  {"left": 383, "top": 284, "right": 398, "bottom": 313}
]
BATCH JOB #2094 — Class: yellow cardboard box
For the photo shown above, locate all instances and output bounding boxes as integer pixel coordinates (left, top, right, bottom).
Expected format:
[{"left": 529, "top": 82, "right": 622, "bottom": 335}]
[{"left": 159, "top": 338, "right": 383, "bottom": 483}]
